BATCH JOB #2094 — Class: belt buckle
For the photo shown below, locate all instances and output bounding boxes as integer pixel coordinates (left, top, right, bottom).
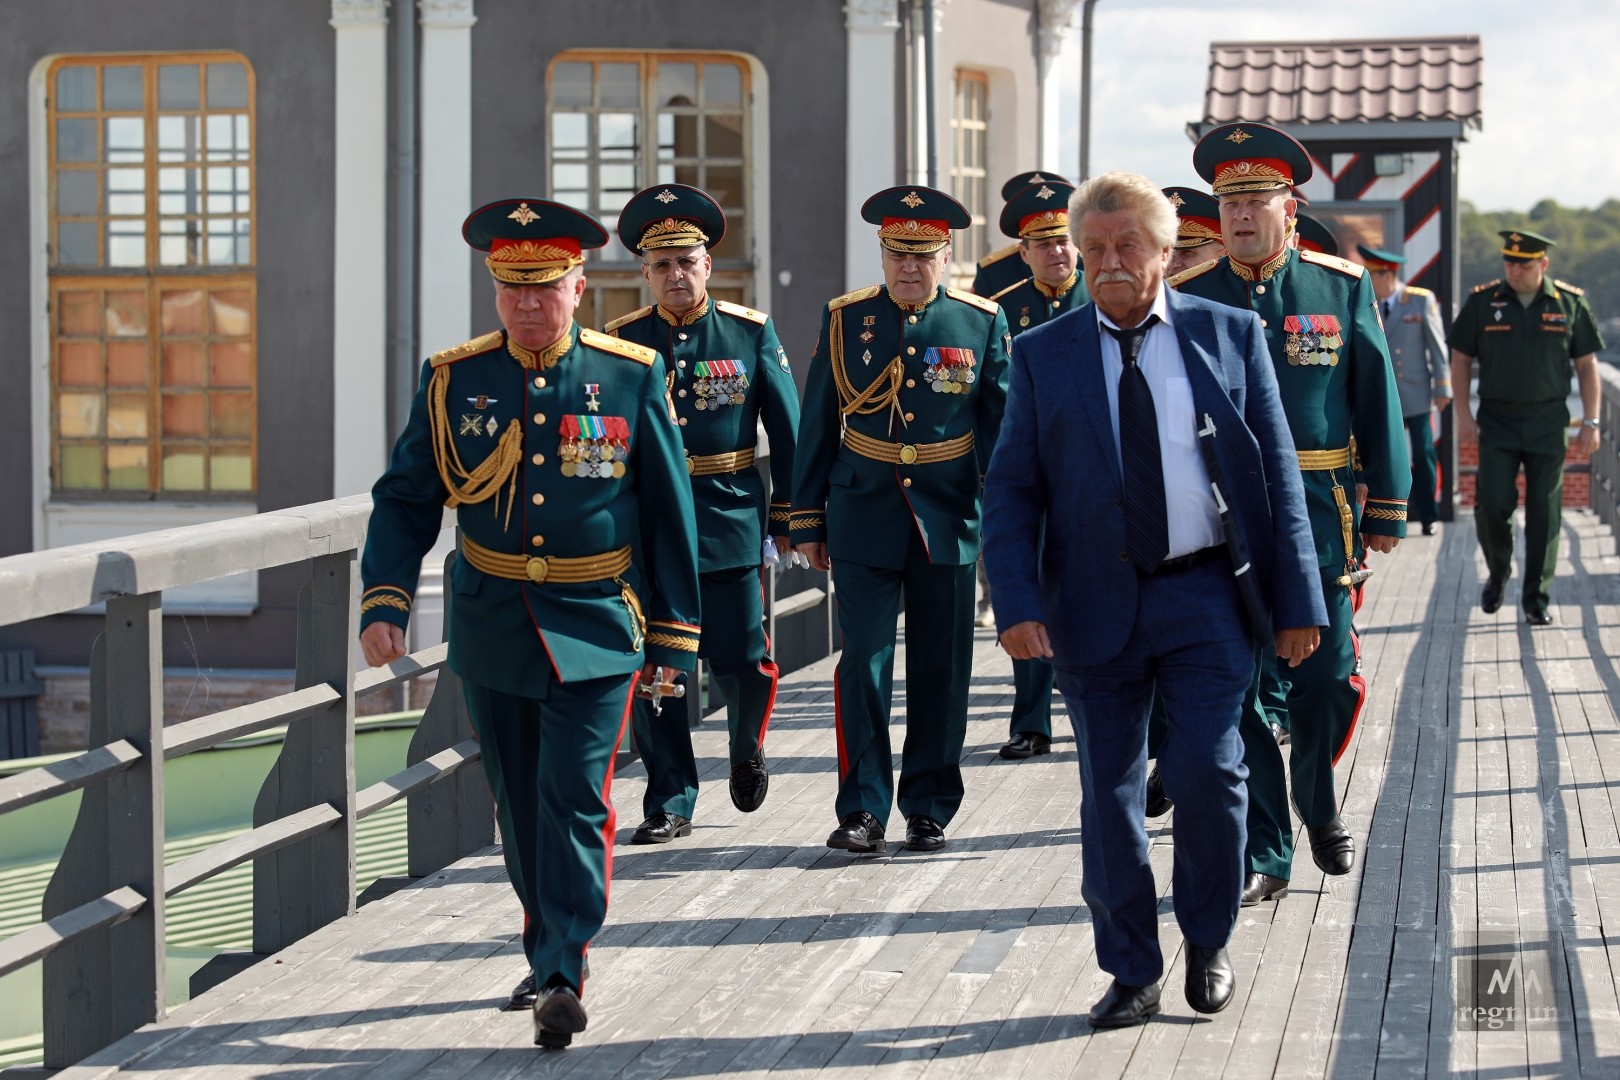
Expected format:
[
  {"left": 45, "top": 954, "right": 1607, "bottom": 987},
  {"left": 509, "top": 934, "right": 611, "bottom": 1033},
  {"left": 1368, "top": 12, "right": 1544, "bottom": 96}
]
[
  {"left": 898, "top": 444, "right": 918, "bottom": 465},
  {"left": 526, "top": 556, "right": 550, "bottom": 583}
]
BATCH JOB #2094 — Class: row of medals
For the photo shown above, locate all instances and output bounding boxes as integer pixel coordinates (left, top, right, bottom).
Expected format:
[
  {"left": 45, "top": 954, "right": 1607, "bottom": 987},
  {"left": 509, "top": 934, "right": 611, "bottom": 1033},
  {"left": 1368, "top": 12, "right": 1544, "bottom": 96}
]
[
  {"left": 694, "top": 377, "right": 747, "bottom": 410},
  {"left": 1284, "top": 331, "right": 1341, "bottom": 367},
  {"left": 559, "top": 439, "right": 627, "bottom": 478},
  {"left": 923, "top": 366, "right": 977, "bottom": 394}
]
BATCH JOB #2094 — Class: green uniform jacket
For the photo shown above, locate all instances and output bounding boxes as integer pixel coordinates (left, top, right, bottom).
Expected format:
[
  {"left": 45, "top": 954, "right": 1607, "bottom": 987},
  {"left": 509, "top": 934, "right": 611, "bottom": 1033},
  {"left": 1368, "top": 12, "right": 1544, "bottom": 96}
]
[
  {"left": 1173, "top": 248, "right": 1411, "bottom": 566},
  {"left": 988, "top": 271, "right": 1090, "bottom": 332},
  {"left": 791, "top": 284, "right": 1011, "bottom": 569},
  {"left": 360, "top": 325, "right": 703, "bottom": 695},
  {"left": 1449, "top": 275, "right": 1604, "bottom": 406},
  {"left": 606, "top": 297, "right": 800, "bottom": 572},
  {"left": 971, "top": 243, "right": 1028, "bottom": 300}
]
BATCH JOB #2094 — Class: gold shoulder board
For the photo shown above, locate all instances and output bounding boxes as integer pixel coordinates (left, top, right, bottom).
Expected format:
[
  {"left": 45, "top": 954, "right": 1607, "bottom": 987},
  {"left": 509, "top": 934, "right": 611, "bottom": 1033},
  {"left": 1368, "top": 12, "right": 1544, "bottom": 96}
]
[
  {"left": 715, "top": 299, "right": 769, "bottom": 324},
  {"left": 578, "top": 327, "right": 656, "bottom": 366},
  {"left": 1555, "top": 279, "right": 1585, "bottom": 296},
  {"left": 604, "top": 306, "right": 654, "bottom": 334},
  {"left": 1168, "top": 258, "right": 1221, "bottom": 288},
  {"left": 1472, "top": 279, "right": 1501, "bottom": 294},
  {"left": 430, "top": 330, "right": 504, "bottom": 368},
  {"left": 829, "top": 284, "right": 883, "bottom": 311},
  {"left": 978, "top": 242, "right": 1020, "bottom": 269},
  {"left": 1299, "top": 249, "right": 1365, "bottom": 278},
  {"left": 1403, "top": 285, "right": 1432, "bottom": 298},
  {"left": 947, "top": 287, "right": 1001, "bottom": 315},
  {"left": 988, "top": 278, "right": 1033, "bottom": 303}
]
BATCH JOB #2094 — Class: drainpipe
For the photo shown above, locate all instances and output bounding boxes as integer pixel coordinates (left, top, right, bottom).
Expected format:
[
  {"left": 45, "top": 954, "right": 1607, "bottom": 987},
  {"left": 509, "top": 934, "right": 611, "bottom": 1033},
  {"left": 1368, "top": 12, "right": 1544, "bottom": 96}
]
[
  {"left": 923, "top": 0, "right": 938, "bottom": 187},
  {"left": 390, "top": 0, "right": 417, "bottom": 442},
  {"left": 1079, "top": 0, "right": 1100, "bottom": 180}
]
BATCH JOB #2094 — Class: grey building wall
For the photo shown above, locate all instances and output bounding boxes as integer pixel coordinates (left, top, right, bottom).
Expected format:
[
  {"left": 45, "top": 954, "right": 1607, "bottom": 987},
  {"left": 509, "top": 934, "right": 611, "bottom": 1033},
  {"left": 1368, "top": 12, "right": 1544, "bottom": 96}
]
[{"left": 0, "top": 0, "right": 337, "bottom": 668}]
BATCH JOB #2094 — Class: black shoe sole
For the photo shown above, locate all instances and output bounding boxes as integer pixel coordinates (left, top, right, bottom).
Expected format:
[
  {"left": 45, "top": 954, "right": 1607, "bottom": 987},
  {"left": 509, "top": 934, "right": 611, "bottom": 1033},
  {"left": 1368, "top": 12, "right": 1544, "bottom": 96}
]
[
  {"left": 631, "top": 823, "right": 692, "bottom": 845},
  {"left": 1089, "top": 1002, "right": 1160, "bottom": 1028},
  {"left": 1239, "top": 887, "right": 1288, "bottom": 908},
  {"left": 904, "top": 836, "right": 945, "bottom": 852},
  {"left": 827, "top": 835, "right": 884, "bottom": 853},
  {"left": 533, "top": 993, "right": 587, "bottom": 1048},
  {"left": 998, "top": 739, "right": 1051, "bottom": 760},
  {"left": 1187, "top": 990, "right": 1233, "bottom": 1015}
]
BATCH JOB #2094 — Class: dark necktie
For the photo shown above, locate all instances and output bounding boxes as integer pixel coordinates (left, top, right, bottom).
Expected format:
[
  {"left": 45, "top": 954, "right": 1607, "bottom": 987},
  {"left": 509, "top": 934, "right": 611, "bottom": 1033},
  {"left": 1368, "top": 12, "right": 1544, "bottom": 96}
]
[
  {"left": 1106, "top": 316, "right": 1168, "bottom": 574},
  {"left": 1381, "top": 297, "right": 1393, "bottom": 319}
]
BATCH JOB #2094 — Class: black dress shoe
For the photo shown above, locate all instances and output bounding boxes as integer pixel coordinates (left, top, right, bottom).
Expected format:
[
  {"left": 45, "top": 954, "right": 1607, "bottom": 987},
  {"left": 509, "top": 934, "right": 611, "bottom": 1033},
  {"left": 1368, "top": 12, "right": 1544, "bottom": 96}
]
[
  {"left": 1239, "top": 872, "right": 1289, "bottom": 907},
  {"left": 1481, "top": 578, "right": 1505, "bottom": 614},
  {"left": 1184, "top": 945, "right": 1235, "bottom": 1014},
  {"left": 630, "top": 813, "right": 692, "bottom": 845},
  {"left": 1144, "top": 765, "right": 1172, "bottom": 818},
  {"left": 1307, "top": 818, "right": 1355, "bottom": 875},
  {"left": 532, "top": 982, "right": 587, "bottom": 1049},
  {"left": 904, "top": 815, "right": 946, "bottom": 851},
  {"left": 1525, "top": 608, "right": 1554, "bottom": 626},
  {"left": 998, "top": 731, "right": 1052, "bottom": 759},
  {"left": 826, "top": 811, "right": 885, "bottom": 853},
  {"left": 1088, "top": 979, "right": 1161, "bottom": 1027},
  {"left": 730, "top": 752, "right": 770, "bottom": 813},
  {"left": 503, "top": 971, "right": 536, "bottom": 1012},
  {"left": 1422, "top": 521, "right": 1436, "bottom": 536}
]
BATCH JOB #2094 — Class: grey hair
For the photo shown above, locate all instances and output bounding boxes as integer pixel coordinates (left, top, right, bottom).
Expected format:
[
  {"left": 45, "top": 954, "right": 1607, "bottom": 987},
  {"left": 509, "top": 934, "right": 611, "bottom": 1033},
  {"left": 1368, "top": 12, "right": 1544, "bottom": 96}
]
[{"left": 1068, "top": 171, "right": 1178, "bottom": 250}]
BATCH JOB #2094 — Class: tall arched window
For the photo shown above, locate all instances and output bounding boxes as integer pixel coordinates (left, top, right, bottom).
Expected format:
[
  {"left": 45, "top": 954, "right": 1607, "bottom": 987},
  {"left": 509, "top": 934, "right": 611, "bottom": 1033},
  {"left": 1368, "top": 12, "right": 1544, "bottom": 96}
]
[{"left": 949, "top": 69, "right": 990, "bottom": 281}]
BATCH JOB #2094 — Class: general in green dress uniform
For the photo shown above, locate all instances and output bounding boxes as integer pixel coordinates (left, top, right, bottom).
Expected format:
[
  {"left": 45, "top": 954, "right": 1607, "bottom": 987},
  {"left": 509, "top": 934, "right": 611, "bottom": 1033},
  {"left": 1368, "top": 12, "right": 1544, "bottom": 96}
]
[
  {"left": 986, "top": 178, "right": 1087, "bottom": 761},
  {"left": 972, "top": 169, "right": 1073, "bottom": 300},
  {"left": 1171, "top": 123, "right": 1409, "bottom": 905},
  {"left": 792, "top": 185, "right": 1010, "bottom": 854},
  {"left": 358, "top": 200, "right": 701, "bottom": 1049},
  {"left": 606, "top": 184, "right": 801, "bottom": 839},
  {"left": 1449, "top": 229, "right": 1605, "bottom": 625}
]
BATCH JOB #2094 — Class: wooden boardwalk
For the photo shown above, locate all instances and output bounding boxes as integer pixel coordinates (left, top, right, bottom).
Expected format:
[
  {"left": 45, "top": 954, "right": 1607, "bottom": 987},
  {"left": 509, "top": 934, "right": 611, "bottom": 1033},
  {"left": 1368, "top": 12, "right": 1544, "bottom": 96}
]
[{"left": 53, "top": 509, "right": 1620, "bottom": 1079}]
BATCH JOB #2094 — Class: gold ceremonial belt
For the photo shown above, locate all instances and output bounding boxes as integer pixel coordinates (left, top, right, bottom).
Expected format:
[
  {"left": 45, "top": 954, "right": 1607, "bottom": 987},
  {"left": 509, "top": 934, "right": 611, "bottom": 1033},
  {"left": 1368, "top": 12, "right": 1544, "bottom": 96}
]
[
  {"left": 460, "top": 536, "right": 632, "bottom": 584},
  {"left": 1296, "top": 447, "right": 1351, "bottom": 471},
  {"left": 687, "top": 447, "right": 756, "bottom": 476},
  {"left": 843, "top": 429, "right": 974, "bottom": 465}
]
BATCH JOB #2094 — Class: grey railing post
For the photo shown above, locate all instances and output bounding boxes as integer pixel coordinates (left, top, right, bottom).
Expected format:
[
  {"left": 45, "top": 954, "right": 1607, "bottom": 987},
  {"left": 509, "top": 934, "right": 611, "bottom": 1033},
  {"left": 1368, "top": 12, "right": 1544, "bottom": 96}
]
[
  {"left": 252, "top": 551, "right": 357, "bottom": 952},
  {"left": 406, "top": 550, "right": 494, "bottom": 876},
  {"left": 42, "top": 592, "right": 165, "bottom": 1067}
]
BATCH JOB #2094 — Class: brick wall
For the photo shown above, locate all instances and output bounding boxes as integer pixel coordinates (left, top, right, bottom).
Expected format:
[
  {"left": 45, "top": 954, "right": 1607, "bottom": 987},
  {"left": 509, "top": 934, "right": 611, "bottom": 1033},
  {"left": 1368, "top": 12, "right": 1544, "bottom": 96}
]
[{"left": 1454, "top": 433, "right": 1591, "bottom": 509}]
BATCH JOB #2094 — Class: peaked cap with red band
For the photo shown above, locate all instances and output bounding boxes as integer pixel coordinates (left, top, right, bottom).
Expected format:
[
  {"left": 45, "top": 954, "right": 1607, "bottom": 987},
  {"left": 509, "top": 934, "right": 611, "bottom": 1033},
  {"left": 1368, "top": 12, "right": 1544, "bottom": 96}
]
[
  {"left": 1194, "top": 122, "right": 1314, "bottom": 196},
  {"left": 462, "top": 198, "right": 609, "bottom": 285},
  {"left": 861, "top": 185, "right": 971, "bottom": 254}
]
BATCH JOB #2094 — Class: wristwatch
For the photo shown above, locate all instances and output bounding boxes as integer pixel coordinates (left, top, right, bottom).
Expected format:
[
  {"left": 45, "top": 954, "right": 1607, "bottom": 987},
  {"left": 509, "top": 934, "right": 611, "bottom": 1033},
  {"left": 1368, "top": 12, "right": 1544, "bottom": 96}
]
[{"left": 1582, "top": 418, "right": 1600, "bottom": 430}]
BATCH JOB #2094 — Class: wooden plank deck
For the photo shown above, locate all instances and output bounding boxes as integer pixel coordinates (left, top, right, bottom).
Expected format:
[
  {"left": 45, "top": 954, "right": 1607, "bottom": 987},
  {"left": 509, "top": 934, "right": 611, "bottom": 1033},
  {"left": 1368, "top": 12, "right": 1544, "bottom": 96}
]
[{"left": 48, "top": 509, "right": 1620, "bottom": 1079}]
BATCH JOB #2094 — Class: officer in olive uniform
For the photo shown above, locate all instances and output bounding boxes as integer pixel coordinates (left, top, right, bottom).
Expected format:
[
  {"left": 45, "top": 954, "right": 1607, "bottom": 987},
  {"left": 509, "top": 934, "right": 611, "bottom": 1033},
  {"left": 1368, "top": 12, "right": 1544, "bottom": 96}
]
[
  {"left": 1165, "top": 186, "right": 1226, "bottom": 279},
  {"left": 985, "top": 179, "right": 1087, "bottom": 761},
  {"left": 1450, "top": 229, "right": 1604, "bottom": 625},
  {"left": 606, "top": 184, "right": 800, "bottom": 838},
  {"left": 1171, "top": 123, "right": 1409, "bottom": 906},
  {"left": 972, "top": 170, "right": 1074, "bottom": 300},
  {"left": 359, "top": 199, "right": 701, "bottom": 1049},
  {"left": 1360, "top": 244, "right": 1452, "bottom": 536},
  {"left": 793, "top": 185, "right": 1010, "bottom": 853}
]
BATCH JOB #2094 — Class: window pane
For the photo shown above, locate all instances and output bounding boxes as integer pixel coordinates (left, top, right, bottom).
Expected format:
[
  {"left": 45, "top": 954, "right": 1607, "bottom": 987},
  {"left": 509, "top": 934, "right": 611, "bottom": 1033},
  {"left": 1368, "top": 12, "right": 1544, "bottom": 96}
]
[
  {"left": 206, "top": 218, "right": 248, "bottom": 265},
  {"left": 159, "top": 115, "right": 200, "bottom": 162},
  {"left": 106, "top": 220, "right": 146, "bottom": 267},
  {"left": 58, "top": 169, "right": 97, "bottom": 214},
  {"left": 657, "top": 114, "right": 675, "bottom": 161},
  {"left": 599, "top": 112, "right": 639, "bottom": 153},
  {"left": 107, "top": 291, "right": 147, "bottom": 336},
  {"left": 705, "top": 62, "right": 742, "bottom": 107},
  {"left": 163, "top": 393, "right": 205, "bottom": 436},
  {"left": 206, "top": 62, "right": 248, "bottom": 109},
  {"left": 106, "top": 445, "right": 148, "bottom": 490},
  {"left": 107, "top": 166, "right": 147, "bottom": 215},
  {"left": 161, "top": 448, "right": 206, "bottom": 490},
  {"left": 105, "top": 117, "right": 144, "bottom": 163},
  {"left": 158, "top": 167, "right": 198, "bottom": 216},
  {"left": 551, "top": 62, "right": 592, "bottom": 107},
  {"left": 210, "top": 453, "right": 252, "bottom": 492},
  {"left": 204, "top": 114, "right": 243, "bottom": 161},
  {"left": 58, "top": 342, "right": 102, "bottom": 386},
  {"left": 163, "top": 341, "right": 206, "bottom": 385},
  {"left": 107, "top": 342, "right": 149, "bottom": 387},
  {"left": 211, "top": 342, "right": 252, "bottom": 385},
  {"left": 56, "top": 118, "right": 96, "bottom": 163},
  {"left": 58, "top": 291, "right": 101, "bottom": 336},
  {"left": 551, "top": 112, "right": 589, "bottom": 153},
  {"left": 161, "top": 289, "right": 207, "bottom": 334},
  {"left": 107, "top": 394, "right": 149, "bottom": 438},
  {"left": 102, "top": 66, "right": 144, "bottom": 110},
  {"left": 158, "top": 65, "right": 200, "bottom": 109},
  {"left": 159, "top": 218, "right": 198, "bottom": 266},
  {"left": 57, "top": 221, "right": 97, "bottom": 265},
  {"left": 551, "top": 162, "right": 588, "bottom": 194},
  {"left": 674, "top": 162, "right": 701, "bottom": 188},
  {"left": 59, "top": 392, "right": 104, "bottom": 437},
  {"left": 211, "top": 393, "right": 252, "bottom": 438},
  {"left": 705, "top": 114, "right": 743, "bottom": 158},
  {"left": 705, "top": 163, "right": 743, "bottom": 208},
  {"left": 59, "top": 445, "right": 101, "bottom": 489},
  {"left": 210, "top": 290, "right": 252, "bottom": 336},
  {"left": 666, "top": 113, "right": 697, "bottom": 158},
  {"left": 600, "top": 163, "right": 636, "bottom": 198},
  {"left": 55, "top": 67, "right": 96, "bottom": 112},
  {"left": 657, "top": 62, "right": 696, "bottom": 107},
  {"left": 598, "top": 63, "right": 639, "bottom": 107}
]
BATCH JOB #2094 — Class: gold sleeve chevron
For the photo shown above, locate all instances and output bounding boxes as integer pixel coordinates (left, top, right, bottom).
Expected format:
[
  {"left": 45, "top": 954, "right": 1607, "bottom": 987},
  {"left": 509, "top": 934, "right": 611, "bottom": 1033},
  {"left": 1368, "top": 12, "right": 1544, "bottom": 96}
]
[
  {"left": 1363, "top": 498, "right": 1408, "bottom": 522},
  {"left": 361, "top": 585, "right": 413, "bottom": 615},
  {"left": 646, "top": 620, "right": 701, "bottom": 652}
]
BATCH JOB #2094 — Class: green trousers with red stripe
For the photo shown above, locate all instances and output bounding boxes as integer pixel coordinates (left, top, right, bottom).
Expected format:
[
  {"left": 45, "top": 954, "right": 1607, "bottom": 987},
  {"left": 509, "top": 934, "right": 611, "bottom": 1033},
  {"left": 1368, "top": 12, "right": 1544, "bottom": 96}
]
[{"left": 465, "top": 672, "right": 635, "bottom": 995}]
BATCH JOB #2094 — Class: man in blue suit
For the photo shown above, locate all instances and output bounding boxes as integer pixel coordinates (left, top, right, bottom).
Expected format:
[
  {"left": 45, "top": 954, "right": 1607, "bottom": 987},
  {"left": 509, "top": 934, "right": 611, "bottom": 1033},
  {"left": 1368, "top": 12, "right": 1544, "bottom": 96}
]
[{"left": 983, "top": 171, "right": 1326, "bottom": 1026}]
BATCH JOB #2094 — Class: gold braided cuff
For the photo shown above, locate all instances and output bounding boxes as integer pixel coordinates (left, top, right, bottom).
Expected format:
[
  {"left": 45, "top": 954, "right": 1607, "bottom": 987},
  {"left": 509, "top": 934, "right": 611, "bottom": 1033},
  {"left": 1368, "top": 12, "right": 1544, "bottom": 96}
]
[
  {"left": 843, "top": 428, "right": 975, "bottom": 465},
  {"left": 769, "top": 504, "right": 792, "bottom": 524},
  {"left": 361, "top": 586, "right": 413, "bottom": 615},
  {"left": 686, "top": 447, "right": 756, "bottom": 476},
  {"left": 1296, "top": 447, "right": 1351, "bottom": 471},
  {"left": 646, "top": 620, "right": 701, "bottom": 654},
  {"left": 1363, "top": 500, "right": 1408, "bottom": 522},
  {"left": 460, "top": 536, "right": 632, "bottom": 584}
]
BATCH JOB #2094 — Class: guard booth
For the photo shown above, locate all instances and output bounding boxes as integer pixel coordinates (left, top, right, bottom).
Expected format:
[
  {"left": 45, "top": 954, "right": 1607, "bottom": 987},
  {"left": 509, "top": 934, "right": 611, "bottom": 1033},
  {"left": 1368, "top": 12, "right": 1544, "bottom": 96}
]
[{"left": 1189, "top": 35, "right": 1483, "bottom": 521}]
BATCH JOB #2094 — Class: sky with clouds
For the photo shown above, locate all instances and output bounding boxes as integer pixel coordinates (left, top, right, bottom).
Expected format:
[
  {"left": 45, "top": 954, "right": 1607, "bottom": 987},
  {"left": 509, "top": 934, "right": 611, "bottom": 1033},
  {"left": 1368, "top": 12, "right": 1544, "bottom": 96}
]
[{"left": 1055, "top": 0, "right": 1620, "bottom": 212}]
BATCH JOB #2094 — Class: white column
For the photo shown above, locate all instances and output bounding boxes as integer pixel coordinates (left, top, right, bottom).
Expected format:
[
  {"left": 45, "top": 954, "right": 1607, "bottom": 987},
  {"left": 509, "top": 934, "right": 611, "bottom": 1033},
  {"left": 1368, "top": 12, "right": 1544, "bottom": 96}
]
[
  {"left": 844, "top": 0, "right": 900, "bottom": 290},
  {"left": 330, "top": 0, "right": 391, "bottom": 498},
  {"left": 1036, "top": 0, "right": 1080, "bottom": 175},
  {"left": 418, "top": 0, "right": 476, "bottom": 355}
]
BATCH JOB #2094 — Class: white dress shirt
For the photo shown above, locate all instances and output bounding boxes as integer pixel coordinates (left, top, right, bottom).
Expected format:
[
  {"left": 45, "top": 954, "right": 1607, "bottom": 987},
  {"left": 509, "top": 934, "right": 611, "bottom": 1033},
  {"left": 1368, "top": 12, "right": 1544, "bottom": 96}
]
[{"left": 1096, "top": 286, "right": 1222, "bottom": 559}]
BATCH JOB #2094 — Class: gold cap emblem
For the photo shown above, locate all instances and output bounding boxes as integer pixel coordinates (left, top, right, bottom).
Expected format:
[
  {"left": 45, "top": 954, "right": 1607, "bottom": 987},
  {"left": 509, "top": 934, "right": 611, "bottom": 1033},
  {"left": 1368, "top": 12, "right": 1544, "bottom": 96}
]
[
  {"left": 655, "top": 189, "right": 678, "bottom": 204},
  {"left": 1226, "top": 128, "right": 1254, "bottom": 145},
  {"left": 1035, "top": 185, "right": 1056, "bottom": 200},
  {"left": 507, "top": 202, "right": 539, "bottom": 226},
  {"left": 901, "top": 191, "right": 925, "bottom": 209}
]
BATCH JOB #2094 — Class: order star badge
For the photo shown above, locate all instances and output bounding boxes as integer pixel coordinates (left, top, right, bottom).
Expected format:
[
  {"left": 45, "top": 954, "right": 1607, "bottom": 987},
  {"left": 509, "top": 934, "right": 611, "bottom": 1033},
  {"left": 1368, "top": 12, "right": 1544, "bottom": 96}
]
[{"left": 507, "top": 202, "right": 539, "bottom": 226}]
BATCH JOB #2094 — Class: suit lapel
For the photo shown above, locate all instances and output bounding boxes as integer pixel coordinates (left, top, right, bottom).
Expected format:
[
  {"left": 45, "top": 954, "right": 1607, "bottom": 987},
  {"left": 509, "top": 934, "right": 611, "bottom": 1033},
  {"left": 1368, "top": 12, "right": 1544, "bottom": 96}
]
[{"left": 1069, "top": 304, "right": 1121, "bottom": 480}]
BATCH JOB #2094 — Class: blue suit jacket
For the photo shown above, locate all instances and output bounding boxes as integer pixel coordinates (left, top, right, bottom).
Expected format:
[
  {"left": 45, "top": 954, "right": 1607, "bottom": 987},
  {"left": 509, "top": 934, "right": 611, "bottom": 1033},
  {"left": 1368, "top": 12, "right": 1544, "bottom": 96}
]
[{"left": 982, "top": 288, "right": 1327, "bottom": 668}]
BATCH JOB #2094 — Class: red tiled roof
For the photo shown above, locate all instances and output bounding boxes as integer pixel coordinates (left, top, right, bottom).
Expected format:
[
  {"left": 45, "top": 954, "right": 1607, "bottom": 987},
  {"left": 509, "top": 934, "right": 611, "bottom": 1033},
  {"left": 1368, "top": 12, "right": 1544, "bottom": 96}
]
[{"left": 1203, "top": 36, "right": 1483, "bottom": 129}]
